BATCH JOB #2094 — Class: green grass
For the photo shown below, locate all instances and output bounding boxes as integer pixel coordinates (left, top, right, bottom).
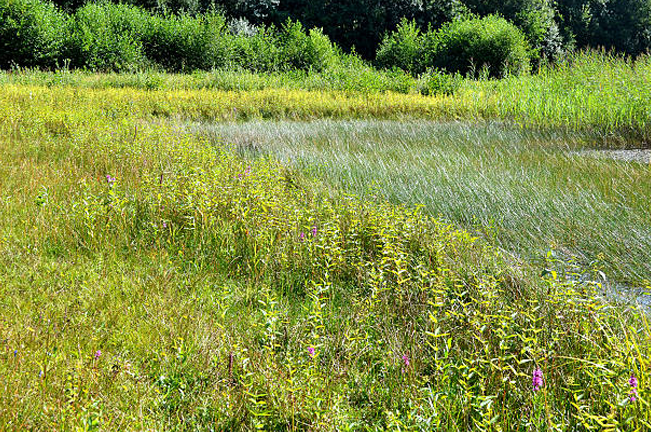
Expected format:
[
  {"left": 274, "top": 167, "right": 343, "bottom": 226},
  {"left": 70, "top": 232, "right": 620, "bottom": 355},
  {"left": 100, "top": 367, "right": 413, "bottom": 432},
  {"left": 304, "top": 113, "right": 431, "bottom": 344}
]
[
  {"left": 198, "top": 119, "right": 651, "bottom": 286},
  {"left": 1, "top": 67, "right": 651, "bottom": 430},
  {"left": 2, "top": 51, "right": 650, "bottom": 143}
]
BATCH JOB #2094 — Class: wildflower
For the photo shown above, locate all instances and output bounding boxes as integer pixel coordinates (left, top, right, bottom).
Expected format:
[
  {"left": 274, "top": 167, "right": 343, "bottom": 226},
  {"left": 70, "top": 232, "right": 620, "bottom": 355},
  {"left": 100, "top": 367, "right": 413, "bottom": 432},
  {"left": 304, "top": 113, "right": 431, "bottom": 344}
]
[
  {"left": 629, "top": 375, "right": 638, "bottom": 402},
  {"left": 311, "top": 226, "right": 318, "bottom": 237},
  {"left": 307, "top": 347, "right": 315, "bottom": 357},
  {"left": 106, "top": 175, "right": 116, "bottom": 187},
  {"left": 402, "top": 354, "right": 410, "bottom": 367},
  {"left": 94, "top": 350, "right": 102, "bottom": 360},
  {"left": 245, "top": 166, "right": 252, "bottom": 175},
  {"left": 13, "top": 350, "right": 17, "bottom": 357},
  {"left": 299, "top": 232, "right": 305, "bottom": 241},
  {"left": 532, "top": 367, "right": 543, "bottom": 392},
  {"left": 162, "top": 221, "right": 168, "bottom": 229}
]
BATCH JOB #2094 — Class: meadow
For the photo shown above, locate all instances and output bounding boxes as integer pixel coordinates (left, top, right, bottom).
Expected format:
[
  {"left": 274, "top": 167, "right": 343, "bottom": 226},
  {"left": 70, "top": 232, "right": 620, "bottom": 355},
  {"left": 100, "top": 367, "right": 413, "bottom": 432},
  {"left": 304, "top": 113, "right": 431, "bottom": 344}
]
[{"left": 0, "top": 52, "right": 650, "bottom": 430}]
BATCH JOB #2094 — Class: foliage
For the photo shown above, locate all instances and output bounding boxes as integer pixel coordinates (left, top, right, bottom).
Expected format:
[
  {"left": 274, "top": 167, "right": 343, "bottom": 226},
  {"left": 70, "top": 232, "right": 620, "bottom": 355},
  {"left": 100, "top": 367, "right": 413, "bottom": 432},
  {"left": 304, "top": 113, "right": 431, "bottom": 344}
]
[
  {"left": 0, "top": 0, "right": 67, "bottom": 69},
  {"left": 557, "top": 0, "right": 651, "bottom": 55},
  {"left": 0, "top": 81, "right": 650, "bottom": 429},
  {"left": 276, "top": 20, "right": 339, "bottom": 72},
  {"left": 377, "top": 15, "right": 531, "bottom": 77},
  {"left": 431, "top": 15, "right": 531, "bottom": 77},
  {"left": 142, "top": 13, "right": 229, "bottom": 72},
  {"left": 375, "top": 18, "right": 423, "bottom": 74},
  {"left": 65, "top": 2, "right": 150, "bottom": 71}
]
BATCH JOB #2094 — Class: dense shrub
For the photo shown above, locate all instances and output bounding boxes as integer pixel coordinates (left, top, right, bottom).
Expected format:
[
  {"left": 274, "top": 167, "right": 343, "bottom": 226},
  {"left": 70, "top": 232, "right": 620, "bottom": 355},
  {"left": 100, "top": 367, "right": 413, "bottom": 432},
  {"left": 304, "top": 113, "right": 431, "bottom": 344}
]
[
  {"left": 66, "top": 3, "right": 150, "bottom": 71},
  {"left": 432, "top": 15, "right": 531, "bottom": 77},
  {"left": 142, "top": 13, "right": 229, "bottom": 72},
  {"left": 377, "top": 16, "right": 531, "bottom": 77},
  {"left": 0, "top": 0, "right": 67, "bottom": 69},
  {"left": 375, "top": 18, "right": 422, "bottom": 74},
  {"left": 276, "top": 20, "right": 339, "bottom": 71},
  {"left": 224, "top": 26, "right": 282, "bottom": 72}
]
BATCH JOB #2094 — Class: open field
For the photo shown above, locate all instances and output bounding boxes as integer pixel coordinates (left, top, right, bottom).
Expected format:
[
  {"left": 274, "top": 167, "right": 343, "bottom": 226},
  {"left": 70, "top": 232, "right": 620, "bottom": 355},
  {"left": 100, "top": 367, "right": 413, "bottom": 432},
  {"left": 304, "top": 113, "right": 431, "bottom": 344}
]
[
  {"left": 200, "top": 120, "right": 651, "bottom": 285},
  {"left": 1, "top": 61, "right": 651, "bottom": 430}
]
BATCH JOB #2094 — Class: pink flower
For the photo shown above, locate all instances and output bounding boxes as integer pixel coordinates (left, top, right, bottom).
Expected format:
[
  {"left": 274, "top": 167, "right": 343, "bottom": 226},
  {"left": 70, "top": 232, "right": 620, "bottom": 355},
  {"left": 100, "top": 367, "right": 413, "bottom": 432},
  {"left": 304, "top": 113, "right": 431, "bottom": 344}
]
[
  {"left": 299, "top": 232, "right": 305, "bottom": 241},
  {"left": 402, "top": 354, "right": 410, "bottom": 367},
  {"left": 630, "top": 375, "right": 639, "bottom": 402},
  {"left": 311, "top": 226, "right": 318, "bottom": 237},
  {"left": 94, "top": 350, "right": 102, "bottom": 360},
  {"left": 532, "top": 367, "right": 543, "bottom": 392},
  {"left": 307, "top": 347, "right": 315, "bottom": 357}
]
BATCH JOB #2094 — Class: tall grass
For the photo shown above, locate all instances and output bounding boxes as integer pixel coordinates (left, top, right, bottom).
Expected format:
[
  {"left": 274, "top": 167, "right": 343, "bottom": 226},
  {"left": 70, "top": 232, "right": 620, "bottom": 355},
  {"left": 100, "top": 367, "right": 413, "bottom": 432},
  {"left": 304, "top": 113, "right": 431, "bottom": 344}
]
[
  {"left": 200, "top": 120, "right": 651, "bottom": 286},
  {"left": 0, "top": 70, "right": 650, "bottom": 431},
  {"left": 2, "top": 51, "right": 651, "bottom": 142}
]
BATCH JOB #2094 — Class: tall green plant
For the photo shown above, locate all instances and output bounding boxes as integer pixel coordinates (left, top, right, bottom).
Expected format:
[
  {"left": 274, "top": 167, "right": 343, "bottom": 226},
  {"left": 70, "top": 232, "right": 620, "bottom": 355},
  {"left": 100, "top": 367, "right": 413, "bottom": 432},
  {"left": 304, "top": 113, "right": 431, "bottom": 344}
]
[
  {"left": 0, "top": 0, "right": 67, "bottom": 69},
  {"left": 65, "top": 2, "right": 150, "bottom": 71}
]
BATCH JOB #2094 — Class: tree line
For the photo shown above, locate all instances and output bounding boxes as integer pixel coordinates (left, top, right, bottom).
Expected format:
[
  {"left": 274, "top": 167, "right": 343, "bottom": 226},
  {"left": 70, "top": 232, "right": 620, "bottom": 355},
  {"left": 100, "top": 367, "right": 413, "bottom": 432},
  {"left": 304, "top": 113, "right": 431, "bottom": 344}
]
[{"left": 48, "top": 0, "right": 651, "bottom": 58}]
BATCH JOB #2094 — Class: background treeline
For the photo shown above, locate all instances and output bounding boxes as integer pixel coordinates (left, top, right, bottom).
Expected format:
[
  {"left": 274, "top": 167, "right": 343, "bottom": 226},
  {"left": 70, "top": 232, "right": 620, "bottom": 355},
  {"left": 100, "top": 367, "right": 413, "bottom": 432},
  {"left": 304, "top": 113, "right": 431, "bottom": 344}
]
[
  {"left": 47, "top": 0, "right": 651, "bottom": 59},
  {"left": 1, "top": 0, "right": 649, "bottom": 77}
]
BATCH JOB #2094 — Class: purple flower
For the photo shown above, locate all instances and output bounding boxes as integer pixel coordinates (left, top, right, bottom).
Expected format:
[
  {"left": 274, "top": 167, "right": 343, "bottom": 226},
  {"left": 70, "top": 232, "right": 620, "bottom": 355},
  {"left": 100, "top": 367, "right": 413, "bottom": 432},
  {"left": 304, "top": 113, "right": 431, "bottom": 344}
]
[
  {"left": 307, "top": 347, "right": 315, "bottom": 357},
  {"left": 299, "top": 232, "right": 305, "bottom": 241},
  {"left": 630, "top": 375, "right": 639, "bottom": 402},
  {"left": 94, "top": 350, "right": 102, "bottom": 360},
  {"left": 162, "top": 221, "right": 168, "bottom": 229},
  {"left": 245, "top": 166, "right": 252, "bottom": 175},
  {"left": 402, "top": 354, "right": 410, "bottom": 367},
  {"left": 106, "top": 175, "right": 116, "bottom": 186},
  {"left": 13, "top": 350, "right": 17, "bottom": 357},
  {"left": 532, "top": 367, "right": 543, "bottom": 392},
  {"left": 311, "top": 226, "right": 318, "bottom": 237}
]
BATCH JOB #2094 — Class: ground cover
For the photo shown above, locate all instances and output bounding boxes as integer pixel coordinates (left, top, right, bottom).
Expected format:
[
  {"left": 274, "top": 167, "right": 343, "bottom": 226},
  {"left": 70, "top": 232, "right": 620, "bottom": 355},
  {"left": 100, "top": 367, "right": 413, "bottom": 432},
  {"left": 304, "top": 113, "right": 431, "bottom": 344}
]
[{"left": 0, "top": 67, "right": 650, "bottom": 429}]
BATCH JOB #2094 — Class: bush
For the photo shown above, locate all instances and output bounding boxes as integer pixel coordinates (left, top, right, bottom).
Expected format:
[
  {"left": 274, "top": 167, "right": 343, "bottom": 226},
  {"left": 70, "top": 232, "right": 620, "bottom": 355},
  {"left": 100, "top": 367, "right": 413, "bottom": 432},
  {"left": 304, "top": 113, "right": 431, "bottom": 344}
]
[
  {"left": 143, "top": 13, "right": 229, "bottom": 72},
  {"left": 375, "top": 18, "right": 422, "bottom": 74},
  {"left": 0, "top": 0, "right": 67, "bottom": 69},
  {"left": 376, "top": 15, "right": 531, "bottom": 78},
  {"left": 276, "top": 20, "right": 339, "bottom": 72},
  {"left": 224, "top": 27, "right": 282, "bottom": 72},
  {"left": 431, "top": 15, "right": 531, "bottom": 77},
  {"left": 66, "top": 3, "right": 150, "bottom": 71}
]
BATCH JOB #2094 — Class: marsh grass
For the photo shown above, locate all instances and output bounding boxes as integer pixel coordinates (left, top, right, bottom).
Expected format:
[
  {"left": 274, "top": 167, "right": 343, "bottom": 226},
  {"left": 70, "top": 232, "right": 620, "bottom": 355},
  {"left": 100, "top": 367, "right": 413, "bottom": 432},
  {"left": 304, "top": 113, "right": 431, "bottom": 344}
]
[
  {"left": 0, "top": 76, "right": 650, "bottom": 430},
  {"left": 199, "top": 119, "right": 651, "bottom": 285},
  {"left": 2, "top": 51, "right": 651, "bottom": 143}
]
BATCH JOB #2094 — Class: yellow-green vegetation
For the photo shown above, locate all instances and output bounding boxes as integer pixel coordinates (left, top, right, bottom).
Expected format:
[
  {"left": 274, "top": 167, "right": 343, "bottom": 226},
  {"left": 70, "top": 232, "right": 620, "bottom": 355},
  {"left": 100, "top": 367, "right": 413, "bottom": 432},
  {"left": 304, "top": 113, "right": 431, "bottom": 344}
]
[
  {"left": 3, "top": 51, "right": 651, "bottom": 142},
  {"left": 1, "top": 75, "right": 650, "bottom": 430}
]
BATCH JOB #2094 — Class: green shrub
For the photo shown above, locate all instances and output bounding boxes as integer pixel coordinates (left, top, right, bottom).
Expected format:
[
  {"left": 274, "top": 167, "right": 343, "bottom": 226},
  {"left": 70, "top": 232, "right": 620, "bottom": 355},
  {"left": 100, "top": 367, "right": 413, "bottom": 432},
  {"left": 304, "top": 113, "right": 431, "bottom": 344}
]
[
  {"left": 143, "top": 13, "right": 228, "bottom": 72},
  {"left": 225, "top": 27, "right": 282, "bottom": 72},
  {"left": 0, "top": 0, "right": 67, "bottom": 69},
  {"left": 375, "top": 19, "right": 423, "bottom": 74},
  {"left": 276, "top": 20, "right": 339, "bottom": 72},
  {"left": 431, "top": 15, "right": 531, "bottom": 77},
  {"left": 66, "top": 2, "right": 149, "bottom": 71}
]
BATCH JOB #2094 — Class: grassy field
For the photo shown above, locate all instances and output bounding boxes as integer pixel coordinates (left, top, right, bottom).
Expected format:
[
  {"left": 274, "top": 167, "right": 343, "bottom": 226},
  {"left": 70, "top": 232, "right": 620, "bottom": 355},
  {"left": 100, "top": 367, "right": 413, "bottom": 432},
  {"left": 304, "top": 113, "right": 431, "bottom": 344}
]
[
  {"left": 1, "top": 56, "right": 651, "bottom": 430},
  {"left": 200, "top": 120, "right": 651, "bottom": 285}
]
